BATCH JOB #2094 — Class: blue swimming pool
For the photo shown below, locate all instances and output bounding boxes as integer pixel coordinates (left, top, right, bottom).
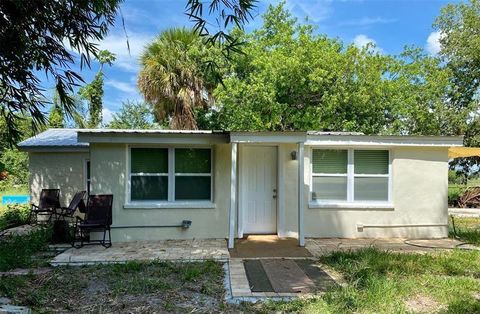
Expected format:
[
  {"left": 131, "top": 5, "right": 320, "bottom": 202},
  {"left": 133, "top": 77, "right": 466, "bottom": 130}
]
[{"left": 2, "top": 195, "right": 30, "bottom": 205}]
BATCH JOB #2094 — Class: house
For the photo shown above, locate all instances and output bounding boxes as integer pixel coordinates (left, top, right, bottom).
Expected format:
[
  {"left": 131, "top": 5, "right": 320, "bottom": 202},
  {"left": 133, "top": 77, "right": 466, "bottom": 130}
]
[{"left": 18, "top": 128, "right": 463, "bottom": 248}]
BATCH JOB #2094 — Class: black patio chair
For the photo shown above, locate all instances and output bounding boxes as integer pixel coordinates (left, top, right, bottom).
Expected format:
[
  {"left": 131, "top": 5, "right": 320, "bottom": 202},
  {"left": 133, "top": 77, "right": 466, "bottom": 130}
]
[
  {"left": 57, "top": 191, "right": 86, "bottom": 220},
  {"left": 72, "top": 194, "right": 113, "bottom": 248},
  {"left": 30, "top": 189, "right": 61, "bottom": 224}
]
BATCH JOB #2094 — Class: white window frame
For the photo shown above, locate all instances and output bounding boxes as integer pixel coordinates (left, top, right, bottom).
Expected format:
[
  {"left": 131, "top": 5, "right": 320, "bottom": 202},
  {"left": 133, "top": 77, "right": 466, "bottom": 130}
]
[
  {"left": 311, "top": 149, "right": 349, "bottom": 202},
  {"left": 309, "top": 148, "right": 393, "bottom": 209},
  {"left": 125, "top": 145, "right": 215, "bottom": 209}
]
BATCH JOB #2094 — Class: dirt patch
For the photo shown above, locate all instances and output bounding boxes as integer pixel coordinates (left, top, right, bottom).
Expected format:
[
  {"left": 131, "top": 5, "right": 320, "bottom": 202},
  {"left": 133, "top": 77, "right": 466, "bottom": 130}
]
[
  {"left": 0, "top": 260, "right": 227, "bottom": 313},
  {"left": 405, "top": 295, "right": 444, "bottom": 313}
]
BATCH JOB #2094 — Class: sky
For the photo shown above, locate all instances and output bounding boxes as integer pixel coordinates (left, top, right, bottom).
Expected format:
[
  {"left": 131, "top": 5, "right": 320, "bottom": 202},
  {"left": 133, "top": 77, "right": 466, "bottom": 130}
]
[{"left": 45, "top": 0, "right": 459, "bottom": 124}]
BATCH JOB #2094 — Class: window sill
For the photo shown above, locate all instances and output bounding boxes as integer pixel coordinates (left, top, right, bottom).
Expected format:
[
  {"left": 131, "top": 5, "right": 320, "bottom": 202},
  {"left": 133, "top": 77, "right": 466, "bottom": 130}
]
[
  {"left": 124, "top": 201, "right": 216, "bottom": 209},
  {"left": 309, "top": 201, "right": 394, "bottom": 210}
]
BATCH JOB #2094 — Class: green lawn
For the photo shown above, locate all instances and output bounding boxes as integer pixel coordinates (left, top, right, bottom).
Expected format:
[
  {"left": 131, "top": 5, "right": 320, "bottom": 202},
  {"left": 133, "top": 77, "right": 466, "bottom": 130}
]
[
  {"left": 450, "top": 216, "right": 480, "bottom": 245},
  {"left": 1, "top": 249, "right": 479, "bottom": 313},
  {"left": 0, "top": 216, "right": 479, "bottom": 313}
]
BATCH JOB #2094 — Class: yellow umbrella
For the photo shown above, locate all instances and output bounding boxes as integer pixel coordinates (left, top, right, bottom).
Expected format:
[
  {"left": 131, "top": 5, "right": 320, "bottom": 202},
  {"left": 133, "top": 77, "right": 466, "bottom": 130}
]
[{"left": 448, "top": 147, "right": 480, "bottom": 159}]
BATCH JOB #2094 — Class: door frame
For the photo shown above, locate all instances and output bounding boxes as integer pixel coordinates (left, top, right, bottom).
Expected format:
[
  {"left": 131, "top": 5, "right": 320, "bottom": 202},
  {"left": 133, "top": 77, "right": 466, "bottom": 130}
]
[{"left": 237, "top": 144, "right": 280, "bottom": 237}]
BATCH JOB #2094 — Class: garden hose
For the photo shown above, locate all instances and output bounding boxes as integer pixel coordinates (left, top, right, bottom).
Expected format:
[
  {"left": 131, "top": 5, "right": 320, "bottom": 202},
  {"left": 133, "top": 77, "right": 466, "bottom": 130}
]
[{"left": 403, "top": 215, "right": 476, "bottom": 250}]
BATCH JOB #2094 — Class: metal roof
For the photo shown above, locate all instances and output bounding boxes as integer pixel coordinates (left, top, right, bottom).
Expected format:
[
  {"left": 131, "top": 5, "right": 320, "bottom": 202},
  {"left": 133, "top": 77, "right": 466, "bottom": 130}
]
[
  {"left": 77, "top": 129, "right": 225, "bottom": 135},
  {"left": 17, "top": 129, "right": 88, "bottom": 151},
  {"left": 17, "top": 128, "right": 464, "bottom": 151}
]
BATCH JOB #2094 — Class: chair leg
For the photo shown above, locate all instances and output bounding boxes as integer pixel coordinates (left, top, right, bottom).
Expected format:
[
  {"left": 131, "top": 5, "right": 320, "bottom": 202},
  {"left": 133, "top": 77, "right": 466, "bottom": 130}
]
[{"left": 101, "top": 228, "right": 112, "bottom": 248}]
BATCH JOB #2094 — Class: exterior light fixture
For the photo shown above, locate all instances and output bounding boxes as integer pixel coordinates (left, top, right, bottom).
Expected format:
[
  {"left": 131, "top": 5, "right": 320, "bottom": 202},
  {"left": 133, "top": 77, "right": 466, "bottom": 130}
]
[{"left": 291, "top": 150, "right": 297, "bottom": 160}]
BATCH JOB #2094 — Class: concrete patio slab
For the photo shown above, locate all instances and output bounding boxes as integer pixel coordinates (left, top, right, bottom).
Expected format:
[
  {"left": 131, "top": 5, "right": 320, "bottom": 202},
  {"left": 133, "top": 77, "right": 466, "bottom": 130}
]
[{"left": 51, "top": 239, "right": 229, "bottom": 266}]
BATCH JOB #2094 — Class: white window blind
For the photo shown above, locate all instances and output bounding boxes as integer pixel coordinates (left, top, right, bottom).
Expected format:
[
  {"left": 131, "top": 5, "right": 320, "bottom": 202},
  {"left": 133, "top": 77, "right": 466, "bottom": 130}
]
[
  {"left": 311, "top": 150, "right": 348, "bottom": 201},
  {"left": 311, "top": 149, "right": 390, "bottom": 203}
]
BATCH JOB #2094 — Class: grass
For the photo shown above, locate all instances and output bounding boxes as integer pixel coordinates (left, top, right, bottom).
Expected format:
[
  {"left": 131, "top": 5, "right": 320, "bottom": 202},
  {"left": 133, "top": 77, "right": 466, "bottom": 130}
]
[
  {"left": 1, "top": 248, "right": 480, "bottom": 313},
  {"left": 450, "top": 216, "right": 480, "bottom": 245},
  {"left": 239, "top": 249, "right": 480, "bottom": 313},
  {"left": 0, "top": 260, "right": 226, "bottom": 313},
  {"left": 0, "top": 226, "right": 53, "bottom": 271},
  {"left": 0, "top": 204, "right": 30, "bottom": 231},
  {"left": 0, "top": 215, "right": 478, "bottom": 312}
]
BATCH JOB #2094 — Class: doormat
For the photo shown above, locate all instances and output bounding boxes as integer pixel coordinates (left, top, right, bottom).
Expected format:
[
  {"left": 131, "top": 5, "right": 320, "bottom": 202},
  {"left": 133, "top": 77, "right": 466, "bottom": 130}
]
[
  {"left": 229, "top": 235, "right": 313, "bottom": 258},
  {"left": 243, "top": 259, "right": 337, "bottom": 293}
]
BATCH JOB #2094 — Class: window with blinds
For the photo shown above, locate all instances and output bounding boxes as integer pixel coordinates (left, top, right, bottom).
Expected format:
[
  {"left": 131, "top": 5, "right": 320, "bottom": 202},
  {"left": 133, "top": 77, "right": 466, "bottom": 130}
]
[
  {"left": 130, "top": 147, "right": 212, "bottom": 202},
  {"left": 354, "top": 150, "right": 389, "bottom": 201},
  {"left": 311, "top": 149, "right": 390, "bottom": 203},
  {"left": 311, "top": 150, "right": 348, "bottom": 201}
]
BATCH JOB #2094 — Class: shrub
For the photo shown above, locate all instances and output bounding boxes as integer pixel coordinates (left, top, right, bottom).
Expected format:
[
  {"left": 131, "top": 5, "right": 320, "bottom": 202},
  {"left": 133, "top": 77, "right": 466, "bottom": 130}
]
[
  {"left": 448, "top": 185, "right": 466, "bottom": 207},
  {"left": 0, "top": 226, "right": 52, "bottom": 271},
  {"left": 0, "top": 149, "right": 29, "bottom": 186},
  {"left": 0, "top": 204, "right": 30, "bottom": 230},
  {"left": 448, "top": 170, "right": 466, "bottom": 185}
]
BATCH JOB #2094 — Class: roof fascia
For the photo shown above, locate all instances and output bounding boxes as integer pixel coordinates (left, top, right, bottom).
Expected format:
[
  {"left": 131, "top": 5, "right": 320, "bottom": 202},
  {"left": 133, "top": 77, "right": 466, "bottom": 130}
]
[
  {"left": 305, "top": 135, "right": 464, "bottom": 147},
  {"left": 78, "top": 132, "right": 229, "bottom": 145},
  {"left": 230, "top": 132, "right": 307, "bottom": 143}
]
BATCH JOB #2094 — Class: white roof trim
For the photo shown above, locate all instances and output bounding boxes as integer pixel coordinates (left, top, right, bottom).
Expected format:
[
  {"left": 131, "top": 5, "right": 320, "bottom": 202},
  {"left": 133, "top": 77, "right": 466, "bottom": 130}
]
[
  {"left": 305, "top": 135, "right": 464, "bottom": 147},
  {"left": 18, "top": 128, "right": 464, "bottom": 149},
  {"left": 77, "top": 129, "right": 224, "bottom": 134},
  {"left": 230, "top": 131, "right": 306, "bottom": 143}
]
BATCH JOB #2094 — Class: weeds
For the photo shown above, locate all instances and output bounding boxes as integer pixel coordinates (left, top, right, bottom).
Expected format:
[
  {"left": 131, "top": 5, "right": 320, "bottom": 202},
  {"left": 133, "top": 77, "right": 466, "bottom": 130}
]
[
  {"left": 0, "top": 204, "right": 30, "bottom": 230},
  {"left": 0, "top": 261, "right": 226, "bottom": 312},
  {"left": 450, "top": 216, "right": 480, "bottom": 245},
  {"left": 0, "top": 226, "right": 52, "bottom": 271}
]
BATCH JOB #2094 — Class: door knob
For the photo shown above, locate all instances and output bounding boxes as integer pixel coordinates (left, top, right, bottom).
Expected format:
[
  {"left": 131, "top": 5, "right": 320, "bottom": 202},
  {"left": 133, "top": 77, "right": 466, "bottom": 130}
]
[{"left": 273, "top": 188, "right": 277, "bottom": 199}]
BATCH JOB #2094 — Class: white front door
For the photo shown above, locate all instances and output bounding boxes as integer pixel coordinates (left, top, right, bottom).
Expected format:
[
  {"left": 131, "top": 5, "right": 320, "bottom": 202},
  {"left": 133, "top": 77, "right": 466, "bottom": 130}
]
[{"left": 241, "top": 146, "right": 277, "bottom": 234}]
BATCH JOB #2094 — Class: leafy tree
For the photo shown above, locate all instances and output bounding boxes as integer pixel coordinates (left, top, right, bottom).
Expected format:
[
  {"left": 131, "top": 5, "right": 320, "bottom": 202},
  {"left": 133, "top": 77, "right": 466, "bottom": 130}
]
[
  {"left": 434, "top": 0, "right": 480, "bottom": 174},
  {"left": 0, "top": 148, "right": 28, "bottom": 186},
  {"left": 186, "top": 0, "right": 256, "bottom": 56},
  {"left": 108, "top": 101, "right": 157, "bottom": 129},
  {"left": 138, "top": 28, "right": 221, "bottom": 129},
  {"left": 0, "top": 0, "right": 121, "bottom": 143},
  {"left": 435, "top": 0, "right": 480, "bottom": 111},
  {"left": 48, "top": 105, "right": 65, "bottom": 129},
  {"left": 79, "top": 50, "right": 116, "bottom": 128},
  {"left": 207, "top": 3, "right": 458, "bottom": 135}
]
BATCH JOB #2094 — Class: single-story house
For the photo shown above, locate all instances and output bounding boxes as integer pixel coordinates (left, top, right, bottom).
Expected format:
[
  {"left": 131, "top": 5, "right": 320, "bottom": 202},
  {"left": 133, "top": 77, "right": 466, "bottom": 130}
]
[{"left": 18, "top": 128, "right": 463, "bottom": 248}]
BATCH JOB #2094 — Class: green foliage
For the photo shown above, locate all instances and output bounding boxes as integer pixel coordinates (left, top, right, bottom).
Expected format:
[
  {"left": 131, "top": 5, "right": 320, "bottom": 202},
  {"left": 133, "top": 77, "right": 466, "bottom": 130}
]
[
  {"left": 0, "top": 204, "right": 30, "bottom": 230},
  {"left": 0, "top": 226, "right": 52, "bottom": 271},
  {"left": 79, "top": 50, "right": 116, "bottom": 128},
  {"left": 185, "top": 0, "right": 256, "bottom": 73},
  {"left": 435, "top": 0, "right": 480, "bottom": 175},
  {"left": 48, "top": 105, "right": 65, "bottom": 128},
  {"left": 0, "top": 0, "right": 121, "bottom": 143},
  {"left": 138, "top": 28, "right": 222, "bottom": 129},
  {"left": 108, "top": 101, "right": 156, "bottom": 129},
  {"left": 448, "top": 185, "right": 466, "bottom": 207},
  {"left": 449, "top": 170, "right": 466, "bottom": 185},
  {"left": 0, "top": 149, "right": 28, "bottom": 187},
  {"left": 206, "top": 3, "right": 464, "bottom": 135},
  {"left": 450, "top": 217, "right": 480, "bottom": 245}
]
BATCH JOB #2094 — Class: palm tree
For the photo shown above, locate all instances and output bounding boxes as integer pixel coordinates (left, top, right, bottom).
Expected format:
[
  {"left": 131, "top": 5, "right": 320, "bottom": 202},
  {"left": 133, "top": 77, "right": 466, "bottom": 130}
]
[{"left": 138, "top": 28, "right": 210, "bottom": 130}]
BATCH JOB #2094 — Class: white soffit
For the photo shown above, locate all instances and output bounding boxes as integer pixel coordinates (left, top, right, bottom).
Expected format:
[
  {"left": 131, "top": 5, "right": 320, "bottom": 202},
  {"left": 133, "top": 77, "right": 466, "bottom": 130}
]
[
  {"left": 230, "top": 131, "right": 307, "bottom": 143},
  {"left": 305, "top": 135, "right": 464, "bottom": 147}
]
